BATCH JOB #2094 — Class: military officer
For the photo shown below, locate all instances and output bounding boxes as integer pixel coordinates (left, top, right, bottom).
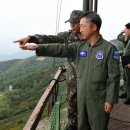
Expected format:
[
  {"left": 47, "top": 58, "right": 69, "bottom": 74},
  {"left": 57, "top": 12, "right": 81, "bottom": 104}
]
[
  {"left": 16, "top": 11, "right": 120, "bottom": 130},
  {"left": 117, "top": 27, "right": 129, "bottom": 99}
]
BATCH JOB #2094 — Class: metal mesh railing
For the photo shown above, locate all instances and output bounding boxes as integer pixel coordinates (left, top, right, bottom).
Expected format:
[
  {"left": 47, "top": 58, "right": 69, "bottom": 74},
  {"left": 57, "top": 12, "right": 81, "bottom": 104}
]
[
  {"left": 45, "top": 79, "right": 68, "bottom": 130},
  {"left": 45, "top": 101, "right": 60, "bottom": 130}
]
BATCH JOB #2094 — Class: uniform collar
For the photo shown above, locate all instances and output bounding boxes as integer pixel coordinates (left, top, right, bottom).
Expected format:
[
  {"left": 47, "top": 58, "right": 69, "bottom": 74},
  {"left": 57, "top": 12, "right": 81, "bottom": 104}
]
[{"left": 87, "top": 35, "right": 103, "bottom": 47}]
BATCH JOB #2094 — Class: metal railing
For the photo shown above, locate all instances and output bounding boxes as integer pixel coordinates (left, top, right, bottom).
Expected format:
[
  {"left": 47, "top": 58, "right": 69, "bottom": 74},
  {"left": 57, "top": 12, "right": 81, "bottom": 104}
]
[{"left": 23, "top": 66, "right": 66, "bottom": 130}]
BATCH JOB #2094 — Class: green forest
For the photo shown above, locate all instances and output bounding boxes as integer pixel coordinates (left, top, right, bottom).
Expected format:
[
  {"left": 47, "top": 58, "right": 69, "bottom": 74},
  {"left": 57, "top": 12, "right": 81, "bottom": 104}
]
[{"left": 0, "top": 56, "right": 67, "bottom": 130}]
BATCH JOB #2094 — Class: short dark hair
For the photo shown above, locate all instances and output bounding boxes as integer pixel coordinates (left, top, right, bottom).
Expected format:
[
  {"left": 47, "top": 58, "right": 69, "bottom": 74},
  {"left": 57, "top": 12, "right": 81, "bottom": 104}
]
[
  {"left": 125, "top": 23, "right": 130, "bottom": 29},
  {"left": 81, "top": 11, "right": 102, "bottom": 30}
]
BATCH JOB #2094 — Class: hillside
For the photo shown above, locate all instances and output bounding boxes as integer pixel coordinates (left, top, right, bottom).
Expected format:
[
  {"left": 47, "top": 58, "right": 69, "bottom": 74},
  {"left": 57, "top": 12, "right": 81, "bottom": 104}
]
[{"left": 0, "top": 56, "right": 67, "bottom": 130}]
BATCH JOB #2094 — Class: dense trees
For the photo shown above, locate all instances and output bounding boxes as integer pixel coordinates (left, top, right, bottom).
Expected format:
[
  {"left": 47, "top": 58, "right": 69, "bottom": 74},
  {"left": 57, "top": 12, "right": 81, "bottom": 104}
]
[{"left": 0, "top": 56, "right": 66, "bottom": 129}]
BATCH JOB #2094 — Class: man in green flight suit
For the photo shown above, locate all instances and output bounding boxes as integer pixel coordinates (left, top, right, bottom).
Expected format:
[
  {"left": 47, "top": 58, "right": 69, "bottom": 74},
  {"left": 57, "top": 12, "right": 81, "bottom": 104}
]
[
  {"left": 14, "top": 10, "right": 84, "bottom": 130},
  {"left": 16, "top": 11, "right": 120, "bottom": 130},
  {"left": 117, "top": 23, "right": 130, "bottom": 105},
  {"left": 117, "top": 26, "right": 129, "bottom": 99}
]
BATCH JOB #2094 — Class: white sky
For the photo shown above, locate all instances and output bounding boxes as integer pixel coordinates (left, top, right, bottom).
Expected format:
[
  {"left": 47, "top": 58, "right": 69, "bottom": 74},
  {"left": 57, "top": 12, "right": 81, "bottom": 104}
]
[{"left": 0, "top": 0, "right": 129, "bottom": 54}]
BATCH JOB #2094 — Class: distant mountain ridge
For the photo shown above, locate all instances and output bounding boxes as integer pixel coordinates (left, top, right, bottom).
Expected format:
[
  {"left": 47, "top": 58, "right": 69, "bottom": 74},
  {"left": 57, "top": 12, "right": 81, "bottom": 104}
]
[{"left": 0, "top": 51, "right": 35, "bottom": 61}]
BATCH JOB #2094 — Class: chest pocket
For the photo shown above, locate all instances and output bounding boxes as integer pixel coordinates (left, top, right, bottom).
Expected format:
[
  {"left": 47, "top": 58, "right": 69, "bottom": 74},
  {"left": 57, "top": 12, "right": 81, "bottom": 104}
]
[{"left": 92, "top": 62, "right": 108, "bottom": 83}]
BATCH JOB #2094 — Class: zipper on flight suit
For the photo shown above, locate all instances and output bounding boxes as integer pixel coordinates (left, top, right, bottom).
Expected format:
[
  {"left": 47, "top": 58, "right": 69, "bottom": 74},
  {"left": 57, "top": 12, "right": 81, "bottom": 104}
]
[
  {"left": 86, "top": 45, "right": 93, "bottom": 74},
  {"left": 85, "top": 45, "right": 93, "bottom": 99}
]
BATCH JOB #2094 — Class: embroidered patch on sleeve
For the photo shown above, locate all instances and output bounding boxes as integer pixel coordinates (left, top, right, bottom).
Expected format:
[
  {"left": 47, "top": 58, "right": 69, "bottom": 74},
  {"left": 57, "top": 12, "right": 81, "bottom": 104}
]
[{"left": 114, "top": 51, "right": 120, "bottom": 60}]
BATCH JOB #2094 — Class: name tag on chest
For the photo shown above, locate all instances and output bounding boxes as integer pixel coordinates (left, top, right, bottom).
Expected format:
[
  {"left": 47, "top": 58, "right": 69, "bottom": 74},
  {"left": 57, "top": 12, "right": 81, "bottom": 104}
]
[{"left": 79, "top": 50, "right": 87, "bottom": 57}]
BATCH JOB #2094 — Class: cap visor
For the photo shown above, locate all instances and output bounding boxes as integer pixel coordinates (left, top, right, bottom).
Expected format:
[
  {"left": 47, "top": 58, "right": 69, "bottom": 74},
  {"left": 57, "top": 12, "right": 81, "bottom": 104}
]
[{"left": 65, "top": 19, "right": 70, "bottom": 23}]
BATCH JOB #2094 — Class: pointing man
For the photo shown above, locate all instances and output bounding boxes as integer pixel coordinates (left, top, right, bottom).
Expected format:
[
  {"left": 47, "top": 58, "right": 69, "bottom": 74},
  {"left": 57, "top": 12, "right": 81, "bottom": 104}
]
[{"left": 14, "top": 10, "right": 84, "bottom": 130}]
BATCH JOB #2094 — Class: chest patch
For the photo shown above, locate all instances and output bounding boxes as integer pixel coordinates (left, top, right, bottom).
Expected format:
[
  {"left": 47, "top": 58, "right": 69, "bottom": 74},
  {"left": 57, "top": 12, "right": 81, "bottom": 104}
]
[
  {"left": 79, "top": 50, "right": 87, "bottom": 57},
  {"left": 95, "top": 51, "right": 104, "bottom": 60}
]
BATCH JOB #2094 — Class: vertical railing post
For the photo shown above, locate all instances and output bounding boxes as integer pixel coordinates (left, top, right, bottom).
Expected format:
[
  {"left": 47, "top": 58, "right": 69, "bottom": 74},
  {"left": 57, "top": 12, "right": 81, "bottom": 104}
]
[
  {"left": 83, "top": 0, "right": 89, "bottom": 12},
  {"left": 94, "top": 0, "right": 98, "bottom": 12},
  {"left": 83, "top": 0, "right": 98, "bottom": 12},
  {"left": 89, "top": 0, "right": 93, "bottom": 11}
]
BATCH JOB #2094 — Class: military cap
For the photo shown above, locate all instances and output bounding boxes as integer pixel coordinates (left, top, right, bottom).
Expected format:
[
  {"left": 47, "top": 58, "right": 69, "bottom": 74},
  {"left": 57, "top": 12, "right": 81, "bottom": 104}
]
[{"left": 65, "top": 10, "right": 84, "bottom": 24}]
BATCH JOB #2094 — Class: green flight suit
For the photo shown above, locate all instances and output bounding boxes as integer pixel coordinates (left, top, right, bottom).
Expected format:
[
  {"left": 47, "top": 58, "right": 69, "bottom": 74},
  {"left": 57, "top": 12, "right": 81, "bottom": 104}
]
[
  {"left": 36, "top": 36, "right": 120, "bottom": 130},
  {"left": 123, "top": 41, "right": 130, "bottom": 99},
  {"left": 117, "top": 33, "right": 130, "bottom": 98}
]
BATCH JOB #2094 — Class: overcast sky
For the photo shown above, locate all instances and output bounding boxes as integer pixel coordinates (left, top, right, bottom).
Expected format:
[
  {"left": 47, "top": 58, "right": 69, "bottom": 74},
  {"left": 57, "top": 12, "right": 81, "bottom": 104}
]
[{"left": 0, "top": 0, "right": 129, "bottom": 54}]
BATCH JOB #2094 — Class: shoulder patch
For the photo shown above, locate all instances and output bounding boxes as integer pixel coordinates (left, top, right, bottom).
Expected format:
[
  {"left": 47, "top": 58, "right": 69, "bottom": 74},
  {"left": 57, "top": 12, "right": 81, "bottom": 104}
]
[{"left": 114, "top": 51, "right": 120, "bottom": 60}]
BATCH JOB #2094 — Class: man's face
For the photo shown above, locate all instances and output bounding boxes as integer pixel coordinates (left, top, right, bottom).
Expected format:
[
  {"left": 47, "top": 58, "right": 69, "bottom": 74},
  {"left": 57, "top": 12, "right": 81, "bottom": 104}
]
[
  {"left": 70, "top": 23, "right": 80, "bottom": 34},
  {"left": 125, "top": 27, "right": 130, "bottom": 37},
  {"left": 80, "top": 17, "right": 96, "bottom": 40}
]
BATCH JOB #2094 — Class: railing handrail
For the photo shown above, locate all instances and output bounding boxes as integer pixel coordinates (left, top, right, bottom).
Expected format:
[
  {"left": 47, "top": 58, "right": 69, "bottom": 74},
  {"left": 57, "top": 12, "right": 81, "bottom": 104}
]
[{"left": 23, "top": 66, "right": 66, "bottom": 130}]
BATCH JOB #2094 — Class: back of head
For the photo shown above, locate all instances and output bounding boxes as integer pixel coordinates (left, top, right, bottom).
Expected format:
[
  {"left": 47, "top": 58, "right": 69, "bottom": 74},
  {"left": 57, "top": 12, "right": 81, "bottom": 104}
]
[
  {"left": 125, "top": 23, "right": 130, "bottom": 29},
  {"left": 81, "top": 11, "right": 102, "bottom": 30}
]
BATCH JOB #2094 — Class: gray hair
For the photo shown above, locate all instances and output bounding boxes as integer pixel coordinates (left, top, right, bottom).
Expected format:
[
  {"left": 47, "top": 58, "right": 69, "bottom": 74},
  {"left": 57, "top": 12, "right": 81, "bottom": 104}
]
[{"left": 81, "top": 11, "right": 102, "bottom": 30}]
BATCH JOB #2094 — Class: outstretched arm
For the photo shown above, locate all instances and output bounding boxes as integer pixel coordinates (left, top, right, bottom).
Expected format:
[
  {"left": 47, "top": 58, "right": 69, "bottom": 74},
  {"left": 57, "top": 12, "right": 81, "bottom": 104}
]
[
  {"left": 14, "top": 31, "right": 70, "bottom": 46},
  {"left": 33, "top": 32, "right": 69, "bottom": 44},
  {"left": 20, "top": 43, "right": 79, "bottom": 58}
]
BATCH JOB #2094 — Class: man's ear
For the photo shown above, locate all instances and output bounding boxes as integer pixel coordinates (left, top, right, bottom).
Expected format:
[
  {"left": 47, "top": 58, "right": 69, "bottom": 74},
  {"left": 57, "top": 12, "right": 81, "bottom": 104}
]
[{"left": 92, "top": 24, "right": 97, "bottom": 31}]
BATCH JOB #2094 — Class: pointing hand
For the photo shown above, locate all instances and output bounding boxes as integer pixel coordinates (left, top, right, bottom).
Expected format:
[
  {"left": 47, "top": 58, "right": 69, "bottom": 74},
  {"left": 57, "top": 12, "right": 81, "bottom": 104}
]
[{"left": 14, "top": 37, "right": 30, "bottom": 46}]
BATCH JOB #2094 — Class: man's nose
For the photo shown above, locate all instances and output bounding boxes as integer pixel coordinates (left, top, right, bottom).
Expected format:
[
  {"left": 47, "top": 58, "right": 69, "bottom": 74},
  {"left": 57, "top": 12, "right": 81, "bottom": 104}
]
[{"left": 80, "top": 28, "right": 82, "bottom": 33}]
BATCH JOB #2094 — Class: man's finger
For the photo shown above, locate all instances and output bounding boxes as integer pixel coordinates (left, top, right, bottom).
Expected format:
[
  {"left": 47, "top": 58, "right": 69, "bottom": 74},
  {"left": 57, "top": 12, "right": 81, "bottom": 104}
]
[
  {"left": 23, "top": 39, "right": 28, "bottom": 45},
  {"left": 13, "top": 40, "right": 23, "bottom": 44},
  {"left": 20, "top": 46, "right": 27, "bottom": 50},
  {"left": 13, "top": 40, "right": 19, "bottom": 43}
]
